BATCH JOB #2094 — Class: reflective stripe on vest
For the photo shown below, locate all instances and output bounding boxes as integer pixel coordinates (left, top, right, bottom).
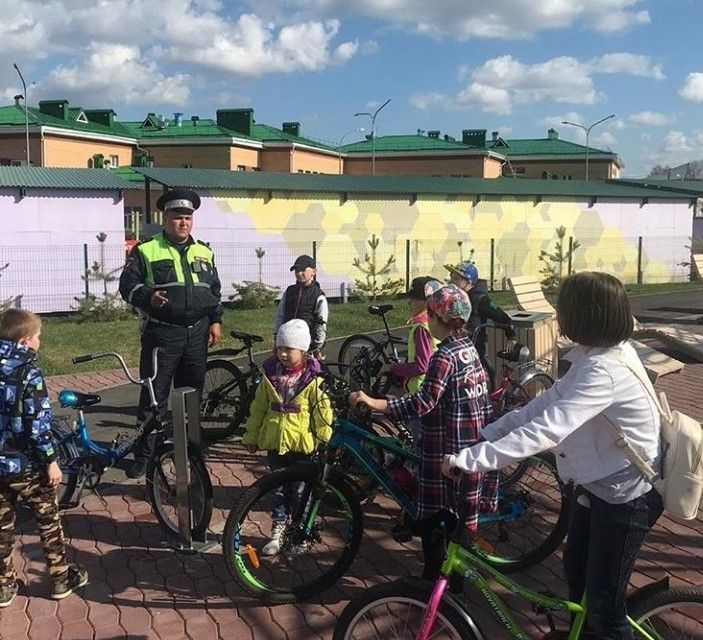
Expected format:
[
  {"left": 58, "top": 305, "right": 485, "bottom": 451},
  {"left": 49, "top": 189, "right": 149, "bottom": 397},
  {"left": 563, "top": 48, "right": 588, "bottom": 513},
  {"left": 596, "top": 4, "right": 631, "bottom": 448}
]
[
  {"left": 406, "top": 320, "right": 439, "bottom": 393},
  {"left": 138, "top": 234, "right": 214, "bottom": 286}
]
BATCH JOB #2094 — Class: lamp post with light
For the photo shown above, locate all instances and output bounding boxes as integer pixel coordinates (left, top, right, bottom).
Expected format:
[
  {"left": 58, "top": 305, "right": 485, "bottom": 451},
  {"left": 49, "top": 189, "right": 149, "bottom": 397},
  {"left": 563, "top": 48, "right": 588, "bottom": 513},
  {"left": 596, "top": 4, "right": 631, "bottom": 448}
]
[
  {"left": 561, "top": 114, "right": 615, "bottom": 180},
  {"left": 354, "top": 98, "right": 391, "bottom": 175},
  {"left": 337, "top": 128, "right": 365, "bottom": 174},
  {"left": 13, "top": 63, "right": 30, "bottom": 166}
]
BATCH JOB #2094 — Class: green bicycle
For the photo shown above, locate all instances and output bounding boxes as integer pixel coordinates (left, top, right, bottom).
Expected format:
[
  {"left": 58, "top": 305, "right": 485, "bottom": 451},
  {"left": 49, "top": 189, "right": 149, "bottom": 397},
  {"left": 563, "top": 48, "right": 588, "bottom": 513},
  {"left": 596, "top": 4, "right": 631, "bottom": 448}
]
[{"left": 333, "top": 479, "right": 703, "bottom": 640}]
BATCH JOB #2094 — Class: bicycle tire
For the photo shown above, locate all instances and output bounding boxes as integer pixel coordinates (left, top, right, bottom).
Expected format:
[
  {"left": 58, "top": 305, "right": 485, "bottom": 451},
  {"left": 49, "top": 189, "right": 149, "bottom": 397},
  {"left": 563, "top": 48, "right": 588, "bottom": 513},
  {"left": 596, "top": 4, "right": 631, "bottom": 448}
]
[
  {"left": 338, "top": 334, "right": 381, "bottom": 368},
  {"left": 479, "top": 452, "right": 572, "bottom": 573},
  {"left": 51, "top": 421, "right": 80, "bottom": 507},
  {"left": 627, "top": 585, "right": 703, "bottom": 639},
  {"left": 333, "top": 578, "right": 481, "bottom": 640},
  {"left": 222, "top": 464, "right": 364, "bottom": 603},
  {"left": 146, "top": 443, "right": 213, "bottom": 539},
  {"left": 507, "top": 372, "right": 554, "bottom": 410},
  {"left": 339, "top": 335, "right": 389, "bottom": 392},
  {"left": 200, "top": 359, "right": 247, "bottom": 442}
]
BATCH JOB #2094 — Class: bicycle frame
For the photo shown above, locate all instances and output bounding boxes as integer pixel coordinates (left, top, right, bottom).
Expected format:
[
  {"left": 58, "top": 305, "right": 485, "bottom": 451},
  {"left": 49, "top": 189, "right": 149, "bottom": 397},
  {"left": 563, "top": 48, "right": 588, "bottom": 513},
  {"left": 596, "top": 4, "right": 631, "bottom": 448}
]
[
  {"left": 415, "top": 534, "right": 659, "bottom": 640},
  {"left": 324, "top": 419, "right": 530, "bottom": 529}
]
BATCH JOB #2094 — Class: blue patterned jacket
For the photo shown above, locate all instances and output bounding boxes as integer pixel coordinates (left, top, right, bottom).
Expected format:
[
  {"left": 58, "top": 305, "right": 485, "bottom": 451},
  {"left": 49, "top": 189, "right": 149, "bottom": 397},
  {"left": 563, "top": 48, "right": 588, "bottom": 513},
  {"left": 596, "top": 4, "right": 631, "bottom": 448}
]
[{"left": 0, "top": 339, "right": 56, "bottom": 472}]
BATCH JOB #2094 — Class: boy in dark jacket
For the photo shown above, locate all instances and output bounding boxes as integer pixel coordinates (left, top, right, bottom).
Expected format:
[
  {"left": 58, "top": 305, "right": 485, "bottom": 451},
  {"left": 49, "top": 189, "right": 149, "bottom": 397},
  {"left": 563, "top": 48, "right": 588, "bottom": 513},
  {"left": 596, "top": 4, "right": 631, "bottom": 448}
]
[
  {"left": 445, "top": 261, "right": 516, "bottom": 388},
  {"left": 0, "top": 310, "right": 87, "bottom": 606},
  {"left": 274, "top": 255, "right": 328, "bottom": 357}
]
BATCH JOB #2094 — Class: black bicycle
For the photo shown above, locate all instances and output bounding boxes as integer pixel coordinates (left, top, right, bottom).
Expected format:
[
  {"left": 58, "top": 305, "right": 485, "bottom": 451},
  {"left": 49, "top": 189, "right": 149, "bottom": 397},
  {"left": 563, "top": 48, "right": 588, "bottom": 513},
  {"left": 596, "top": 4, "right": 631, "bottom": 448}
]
[
  {"left": 199, "top": 330, "right": 264, "bottom": 442},
  {"left": 338, "top": 304, "right": 407, "bottom": 391}
]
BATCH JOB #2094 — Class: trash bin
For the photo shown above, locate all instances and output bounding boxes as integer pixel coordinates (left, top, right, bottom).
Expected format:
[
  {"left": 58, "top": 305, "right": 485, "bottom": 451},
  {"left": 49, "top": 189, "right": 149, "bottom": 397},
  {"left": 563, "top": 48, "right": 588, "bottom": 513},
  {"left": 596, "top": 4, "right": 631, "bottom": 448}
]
[{"left": 485, "top": 310, "right": 558, "bottom": 380}]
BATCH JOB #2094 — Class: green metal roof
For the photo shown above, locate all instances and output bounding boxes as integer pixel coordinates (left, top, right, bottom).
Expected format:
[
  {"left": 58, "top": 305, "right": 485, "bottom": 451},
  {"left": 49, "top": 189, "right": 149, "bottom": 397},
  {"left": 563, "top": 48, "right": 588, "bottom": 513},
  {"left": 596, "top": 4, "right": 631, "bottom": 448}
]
[
  {"left": 615, "top": 178, "right": 703, "bottom": 194},
  {"left": 489, "top": 137, "right": 616, "bottom": 158},
  {"left": 249, "top": 123, "right": 336, "bottom": 151},
  {"left": 134, "top": 167, "right": 694, "bottom": 200},
  {"left": 0, "top": 167, "right": 136, "bottom": 190},
  {"left": 342, "top": 134, "right": 484, "bottom": 153},
  {"left": 120, "top": 118, "right": 258, "bottom": 142},
  {"left": 113, "top": 166, "right": 147, "bottom": 187},
  {"left": 0, "top": 105, "right": 135, "bottom": 139}
]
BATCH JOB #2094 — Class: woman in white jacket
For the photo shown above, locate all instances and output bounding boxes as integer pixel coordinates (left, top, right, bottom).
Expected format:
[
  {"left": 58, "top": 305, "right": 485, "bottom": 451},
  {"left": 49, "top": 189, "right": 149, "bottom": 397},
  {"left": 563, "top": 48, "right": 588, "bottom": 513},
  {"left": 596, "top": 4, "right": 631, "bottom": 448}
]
[{"left": 443, "top": 272, "right": 663, "bottom": 640}]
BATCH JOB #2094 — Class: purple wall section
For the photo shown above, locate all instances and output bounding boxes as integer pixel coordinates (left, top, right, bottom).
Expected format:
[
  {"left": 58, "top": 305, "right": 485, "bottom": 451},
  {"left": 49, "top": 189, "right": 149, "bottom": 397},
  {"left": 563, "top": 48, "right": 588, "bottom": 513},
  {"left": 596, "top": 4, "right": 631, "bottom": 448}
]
[{"left": 0, "top": 189, "right": 126, "bottom": 313}]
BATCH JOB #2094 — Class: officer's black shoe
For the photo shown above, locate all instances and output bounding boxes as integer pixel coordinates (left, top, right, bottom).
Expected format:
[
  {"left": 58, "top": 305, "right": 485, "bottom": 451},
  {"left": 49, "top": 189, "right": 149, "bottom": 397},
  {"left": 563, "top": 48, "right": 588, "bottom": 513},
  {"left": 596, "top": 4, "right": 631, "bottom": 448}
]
[{"left": 126, "top": 459, "right": 149, "bottom": 479}]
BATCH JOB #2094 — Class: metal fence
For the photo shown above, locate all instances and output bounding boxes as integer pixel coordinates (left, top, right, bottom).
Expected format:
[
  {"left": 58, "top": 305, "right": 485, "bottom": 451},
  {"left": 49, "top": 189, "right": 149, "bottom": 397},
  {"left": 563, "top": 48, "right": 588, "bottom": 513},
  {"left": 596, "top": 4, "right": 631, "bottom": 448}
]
[{"left": 0, "top": 234, "right": 693, "bottom": 313}]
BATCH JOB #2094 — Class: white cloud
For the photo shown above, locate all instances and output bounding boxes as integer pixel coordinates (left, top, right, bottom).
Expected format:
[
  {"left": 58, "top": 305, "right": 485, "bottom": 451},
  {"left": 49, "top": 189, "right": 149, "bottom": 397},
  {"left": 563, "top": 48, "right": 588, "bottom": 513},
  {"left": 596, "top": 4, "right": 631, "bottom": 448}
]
[
  {"left": 662, "top": 131, "right": 690, "bottom": 154},
  {"left": 268, "top": 0, "right": 650, "bottom": 39},
  {"left": 679, "top": 73, "right": 703, "bottom": 102},
  {"left": 593, "top": 131, "right": 618, "bottom": 147},
  {"left": 38, "top": 43, "right": 190, "bottom": 106},
  {"left": 595, "top": 53, "right": 663, "bottom": 79},
  {"left": 629, "top": 111, "right": 672, "bottom": 126},
  {"left": 0, "top": 1, "right": 359, "bottom": 96},
  {"left": 413, "top": 52, "right": 658, "bottom": 114}
]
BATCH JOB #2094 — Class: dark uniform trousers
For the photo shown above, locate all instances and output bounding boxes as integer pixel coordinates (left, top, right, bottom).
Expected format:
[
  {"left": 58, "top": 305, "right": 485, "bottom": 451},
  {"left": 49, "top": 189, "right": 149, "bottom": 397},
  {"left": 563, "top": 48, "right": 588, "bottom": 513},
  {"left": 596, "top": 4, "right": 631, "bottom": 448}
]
[
  {"left": 133, "top": 317, "right": 210, "bottom": 461},
  {"left": 0, "top": 469, "right": 69, "bottom": 586}
]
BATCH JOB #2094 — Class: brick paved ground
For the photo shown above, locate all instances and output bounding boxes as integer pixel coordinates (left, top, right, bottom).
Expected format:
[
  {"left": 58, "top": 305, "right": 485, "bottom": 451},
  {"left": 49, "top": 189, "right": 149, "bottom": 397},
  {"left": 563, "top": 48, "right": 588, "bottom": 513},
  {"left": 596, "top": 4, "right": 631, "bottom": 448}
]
[{"left": 1, "top": 331, "right": 701, "bottom": 639}]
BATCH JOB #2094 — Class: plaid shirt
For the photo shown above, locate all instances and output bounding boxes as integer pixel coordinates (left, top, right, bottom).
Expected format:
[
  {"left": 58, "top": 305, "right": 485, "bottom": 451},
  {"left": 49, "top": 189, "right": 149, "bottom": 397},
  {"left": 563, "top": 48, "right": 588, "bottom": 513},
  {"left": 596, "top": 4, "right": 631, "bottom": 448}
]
[{"left": 389, "top": 331, "right": 498, "bottom": 531}]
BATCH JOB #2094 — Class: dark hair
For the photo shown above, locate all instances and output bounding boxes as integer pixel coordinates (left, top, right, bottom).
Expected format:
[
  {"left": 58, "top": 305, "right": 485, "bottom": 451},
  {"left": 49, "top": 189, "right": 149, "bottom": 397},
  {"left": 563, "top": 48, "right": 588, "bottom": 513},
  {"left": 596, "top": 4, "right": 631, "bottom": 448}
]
[
  {"left": 557, "top": 272, "right": 633, "bottom": 347},
  {"left": 409, "top": 276, "right": 439, "bottom": 300}
]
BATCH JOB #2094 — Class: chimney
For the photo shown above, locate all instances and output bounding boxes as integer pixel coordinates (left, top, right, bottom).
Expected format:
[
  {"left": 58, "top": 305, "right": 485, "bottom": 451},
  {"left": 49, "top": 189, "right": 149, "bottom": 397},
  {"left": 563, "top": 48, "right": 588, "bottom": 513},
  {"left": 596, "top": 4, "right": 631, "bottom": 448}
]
[
  {"left": 191, "top": 115, "right": 199, "bottom": 126},
  {"left": 428, "top": 130, "right": 440, "bottom": 139},
  {"left": 174, "top": 112, "right": 183, "bottom": 127},
  {"left": 84, "top": 110, "right": 116, "bottom": 127},
  {"left": 492, "top": 131, "right": 499, "bottom": 142},
  {"left": 462, "top": 129, "right": 487, "bottom": 148},
  {"left": 13, "top": 94, "right": 22, "bottom": 107},
  {"left": 217, "top": 108, "right": 254, "bottom": 136},
  {"left": 282, "top": 122, "right": 300, "bottom": 137},
  {"left": 548, "top": 128, "right": 559, "bottom": 140},
  {"left": 39, "top": 99, "right": 69, "bottom": 120}
]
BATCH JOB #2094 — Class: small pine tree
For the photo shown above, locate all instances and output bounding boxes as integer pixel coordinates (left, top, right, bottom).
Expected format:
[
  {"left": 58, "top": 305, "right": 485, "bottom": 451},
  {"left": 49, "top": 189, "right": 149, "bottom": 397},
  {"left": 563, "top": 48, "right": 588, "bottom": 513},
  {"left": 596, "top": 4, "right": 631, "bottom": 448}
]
[
  {"left": 352, "top": 234, "right": 405, "bottom": 301},
  {"left": 230, "top": 247, "right": 280, "bottom": 309},
  {"left": 538, "top": 227, "right": 580, "bottom": 292},
  {"left": 0, "top": 263, "right": 23, "bottom": 311}
]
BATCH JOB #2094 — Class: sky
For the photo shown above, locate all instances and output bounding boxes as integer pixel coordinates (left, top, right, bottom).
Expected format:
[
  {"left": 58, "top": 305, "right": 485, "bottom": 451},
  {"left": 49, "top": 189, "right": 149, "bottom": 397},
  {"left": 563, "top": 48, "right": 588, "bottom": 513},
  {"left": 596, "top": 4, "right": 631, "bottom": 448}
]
[{"left": 1, "top": 0, "right": 702, "bottom": 177}]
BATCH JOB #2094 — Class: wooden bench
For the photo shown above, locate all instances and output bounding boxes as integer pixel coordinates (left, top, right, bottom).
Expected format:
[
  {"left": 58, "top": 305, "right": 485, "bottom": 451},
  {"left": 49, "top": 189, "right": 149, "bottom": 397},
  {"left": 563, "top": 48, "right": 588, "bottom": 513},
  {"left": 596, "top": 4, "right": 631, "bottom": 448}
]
[
  {"left": 693, "top": 253, "right": 703, "bottom": 281},
  {"left": 507, "top": 275, "right": 685, "bottom": 382}
]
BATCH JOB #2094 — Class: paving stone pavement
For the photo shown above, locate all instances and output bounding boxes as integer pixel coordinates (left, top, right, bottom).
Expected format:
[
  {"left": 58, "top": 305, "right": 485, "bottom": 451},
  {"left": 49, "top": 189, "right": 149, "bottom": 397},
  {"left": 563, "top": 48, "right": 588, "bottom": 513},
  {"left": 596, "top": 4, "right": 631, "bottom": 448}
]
[{"left": 2, "top": 323, "right": 701, "bottom": 639}]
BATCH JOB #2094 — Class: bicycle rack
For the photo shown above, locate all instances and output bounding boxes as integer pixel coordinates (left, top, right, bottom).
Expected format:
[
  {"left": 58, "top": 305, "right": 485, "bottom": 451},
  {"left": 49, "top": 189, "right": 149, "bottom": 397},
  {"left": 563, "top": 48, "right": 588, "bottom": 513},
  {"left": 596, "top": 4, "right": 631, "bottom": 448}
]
[{"left": 171, "top": 387, "right": 216, "bottom": 553}]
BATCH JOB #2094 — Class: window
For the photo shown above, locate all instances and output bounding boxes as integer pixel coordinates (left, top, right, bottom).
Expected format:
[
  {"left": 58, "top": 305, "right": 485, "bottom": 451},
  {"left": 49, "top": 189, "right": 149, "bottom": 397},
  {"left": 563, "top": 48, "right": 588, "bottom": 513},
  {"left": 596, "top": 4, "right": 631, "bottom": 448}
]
[
  {"left": 110, "top": 155, "right": 119, "bottom": 168},
  {"left": 181, "top": 163, "right": 193, "bottom": 168},
  {"left": 512, "top": 167, "right": 526, "bottom": 175},
  {"left": 237, "top": 165, "right": 246, "bottom": 171}
]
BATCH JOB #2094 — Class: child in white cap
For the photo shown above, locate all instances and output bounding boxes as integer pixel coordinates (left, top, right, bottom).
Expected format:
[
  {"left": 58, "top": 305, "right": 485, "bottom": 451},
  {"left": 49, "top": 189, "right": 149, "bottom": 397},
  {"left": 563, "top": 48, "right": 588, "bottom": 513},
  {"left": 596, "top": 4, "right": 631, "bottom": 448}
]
[{"left": 242, "top": 319, "right": 333, "bottom": 555}]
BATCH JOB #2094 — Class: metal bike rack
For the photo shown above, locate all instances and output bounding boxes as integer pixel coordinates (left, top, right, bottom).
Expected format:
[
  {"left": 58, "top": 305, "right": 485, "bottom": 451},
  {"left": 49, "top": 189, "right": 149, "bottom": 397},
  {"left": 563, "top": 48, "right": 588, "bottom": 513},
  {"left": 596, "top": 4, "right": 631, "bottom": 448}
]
[{"left": 171, "top": 386, "right": 215, "bottom": 553}]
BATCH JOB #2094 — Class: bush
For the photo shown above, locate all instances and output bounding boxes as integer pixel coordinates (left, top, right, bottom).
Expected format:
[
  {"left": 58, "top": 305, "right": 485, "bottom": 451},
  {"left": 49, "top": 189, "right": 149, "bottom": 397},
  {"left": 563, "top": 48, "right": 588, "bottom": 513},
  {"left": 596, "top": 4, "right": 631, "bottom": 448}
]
[
  {"left": 71, "top": 293, "right": 134, "bottom": 322},
  {"left": 230, "top": 281, "right": 280, "bottom": 309}
]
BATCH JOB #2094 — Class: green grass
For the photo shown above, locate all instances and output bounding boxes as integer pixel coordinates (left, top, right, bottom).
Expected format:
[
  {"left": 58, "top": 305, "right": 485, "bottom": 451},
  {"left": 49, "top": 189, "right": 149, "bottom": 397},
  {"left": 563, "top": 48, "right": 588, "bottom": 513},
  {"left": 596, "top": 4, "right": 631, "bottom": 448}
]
[{"left": 38, "top": 281, "right": 702, "bottom": 376}]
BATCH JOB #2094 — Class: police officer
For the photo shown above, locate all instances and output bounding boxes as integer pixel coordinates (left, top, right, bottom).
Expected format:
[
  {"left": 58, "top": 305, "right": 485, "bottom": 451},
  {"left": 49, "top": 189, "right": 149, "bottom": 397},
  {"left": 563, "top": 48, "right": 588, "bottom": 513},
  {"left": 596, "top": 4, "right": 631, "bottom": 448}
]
[{"left": 119, "top": 188, "right": 222, "bottom": 478}]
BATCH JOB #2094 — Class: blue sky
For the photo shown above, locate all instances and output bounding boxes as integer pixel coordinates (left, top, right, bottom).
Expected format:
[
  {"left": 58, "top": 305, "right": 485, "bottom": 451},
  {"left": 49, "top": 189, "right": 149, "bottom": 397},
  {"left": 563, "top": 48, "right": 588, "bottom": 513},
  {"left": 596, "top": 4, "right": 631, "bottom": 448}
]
[{"left": 2, "top": 0, "right": 702, "bottom": 176}]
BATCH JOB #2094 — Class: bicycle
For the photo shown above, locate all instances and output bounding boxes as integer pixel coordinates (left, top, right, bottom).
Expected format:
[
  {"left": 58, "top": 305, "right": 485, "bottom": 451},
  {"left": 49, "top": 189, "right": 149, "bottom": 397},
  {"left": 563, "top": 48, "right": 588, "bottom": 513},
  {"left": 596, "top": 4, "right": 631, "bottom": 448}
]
[
  {"left": 338, "top": 304, "right": 407, "bottom": 390},
  {"left": 333, "top": 477, "right": 703, "bottom": 640},
  {"left": 51, "top": 349, "right": 213, "bottom": 539},
  {"left": 221, "top": 368, "right": 572, "bottom": 603},
  {"left": 199, "top": 330, "right": 265, "bottom": 442}
]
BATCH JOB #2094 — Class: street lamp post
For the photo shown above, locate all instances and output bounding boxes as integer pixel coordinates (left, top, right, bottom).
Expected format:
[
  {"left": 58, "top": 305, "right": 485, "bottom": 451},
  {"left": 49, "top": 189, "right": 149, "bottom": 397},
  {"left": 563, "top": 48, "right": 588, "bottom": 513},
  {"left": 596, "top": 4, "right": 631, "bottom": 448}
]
[
  {"left": 561, "top": 114, "right": 615, "bottom": 180},
  {"left": 337, "top": 127, "right": 365, "bottom": 174},
  {"left": 355, "top": 98, "right": 391, "bottom": 175},
  {"left": 13, "top": 63, "right": 30, "bottom": 167}
]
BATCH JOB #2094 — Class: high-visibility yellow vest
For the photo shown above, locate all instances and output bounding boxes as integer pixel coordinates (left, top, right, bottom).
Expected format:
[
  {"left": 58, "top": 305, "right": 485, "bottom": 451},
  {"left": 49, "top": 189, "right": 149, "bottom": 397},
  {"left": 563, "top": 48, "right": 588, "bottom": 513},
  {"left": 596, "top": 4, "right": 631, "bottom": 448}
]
[{"left": 406, "top": 318, "right": 439, "bottom": 393}]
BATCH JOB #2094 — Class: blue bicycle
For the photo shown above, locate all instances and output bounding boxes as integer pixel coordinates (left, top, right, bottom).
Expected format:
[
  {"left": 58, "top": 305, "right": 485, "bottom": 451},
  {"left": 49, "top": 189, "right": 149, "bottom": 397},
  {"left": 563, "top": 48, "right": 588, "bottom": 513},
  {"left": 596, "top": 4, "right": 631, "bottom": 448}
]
[
  {"left": 222, "top": 370, "right": 572, "bottom": 603},
  {"left": 51, "top": 349, "right": 213, "bottom": 538}
]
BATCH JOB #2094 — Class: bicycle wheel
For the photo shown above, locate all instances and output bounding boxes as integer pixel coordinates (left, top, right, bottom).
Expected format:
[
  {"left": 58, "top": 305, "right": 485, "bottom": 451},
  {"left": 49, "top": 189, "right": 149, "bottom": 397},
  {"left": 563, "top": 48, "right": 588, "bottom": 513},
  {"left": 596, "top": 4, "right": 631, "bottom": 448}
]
[
  {"left": 628, "top": 585, "right": 703, "bottom": 639},
  {"left": 478, "top": 452, "right": 572, "bottom": 572},
  {"left": 51, "top": 421, "right": 80, "bottom": 507},
  {"left": 146, "top": 443, "right": 213, "bottom": 539},
  {"left": 333, "top": 578, "right": 481, "bottom": 640},
  {"left": 200, "top": 359, "right": 247, "bottom": 442},
  {"left": 338, "top": 335, "right": 381, "bottom": 368},
  {"left": 506, "top": 372, "right": 554, "bottom": 411},
  {"left": 222, "top": 464, "right": 364, "bottom": 603}
]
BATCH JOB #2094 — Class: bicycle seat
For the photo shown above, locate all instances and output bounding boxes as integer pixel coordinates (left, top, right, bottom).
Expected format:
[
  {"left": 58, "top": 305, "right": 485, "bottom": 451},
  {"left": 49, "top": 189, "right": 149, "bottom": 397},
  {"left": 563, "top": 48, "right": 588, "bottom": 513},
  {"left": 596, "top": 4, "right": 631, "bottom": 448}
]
[
  {"left": 497, "top": 343, "right": 531, "bottom": 363},
  {"left": 58, "top": 390, "right": 102, "bottom": 409},
  {"left": 368, "top": 304, "right": 394, "bottom": 316},
  {"left": 230, "top": 331, "right": 264, "bottom": 345}
]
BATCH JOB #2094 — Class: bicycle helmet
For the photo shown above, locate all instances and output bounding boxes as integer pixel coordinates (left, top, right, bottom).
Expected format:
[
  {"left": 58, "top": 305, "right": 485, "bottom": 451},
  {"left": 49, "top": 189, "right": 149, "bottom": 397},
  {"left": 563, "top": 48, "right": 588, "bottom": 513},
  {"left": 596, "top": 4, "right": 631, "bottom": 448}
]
[{"left": 444, "top": 261, "right": 479, "bottom": 284}]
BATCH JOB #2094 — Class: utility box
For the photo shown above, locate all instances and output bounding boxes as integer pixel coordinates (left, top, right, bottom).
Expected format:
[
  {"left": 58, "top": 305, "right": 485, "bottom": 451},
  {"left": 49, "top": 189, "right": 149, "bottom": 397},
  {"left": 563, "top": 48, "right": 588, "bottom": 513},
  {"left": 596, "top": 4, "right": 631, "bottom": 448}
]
[{"left": 485, "top": 310, "right": 558, "bottom": 380}]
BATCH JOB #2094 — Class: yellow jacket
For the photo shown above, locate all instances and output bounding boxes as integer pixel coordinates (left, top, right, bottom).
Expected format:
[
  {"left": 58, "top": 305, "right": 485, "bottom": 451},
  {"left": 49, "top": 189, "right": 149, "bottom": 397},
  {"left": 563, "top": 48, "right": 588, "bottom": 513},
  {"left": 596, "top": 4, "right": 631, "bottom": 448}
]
[{"left": 242, "top": 357, "right": 333, "bottom": 454}]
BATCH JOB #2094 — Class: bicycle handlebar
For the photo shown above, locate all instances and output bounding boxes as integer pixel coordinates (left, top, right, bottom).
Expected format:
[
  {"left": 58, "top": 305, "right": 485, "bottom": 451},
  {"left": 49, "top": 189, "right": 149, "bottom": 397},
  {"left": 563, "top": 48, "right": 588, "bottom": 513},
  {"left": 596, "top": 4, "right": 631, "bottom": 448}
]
[{"left": 72, "top": 348, "right": 161, "bottom": 386}]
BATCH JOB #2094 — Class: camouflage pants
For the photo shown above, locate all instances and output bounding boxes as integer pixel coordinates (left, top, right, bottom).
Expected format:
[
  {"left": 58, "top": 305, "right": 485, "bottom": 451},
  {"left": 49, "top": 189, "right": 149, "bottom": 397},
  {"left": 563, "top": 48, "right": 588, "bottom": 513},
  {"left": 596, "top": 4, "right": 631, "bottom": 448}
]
[{"left": 0, "top": 468, "right": 69, "bottom": 587}]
